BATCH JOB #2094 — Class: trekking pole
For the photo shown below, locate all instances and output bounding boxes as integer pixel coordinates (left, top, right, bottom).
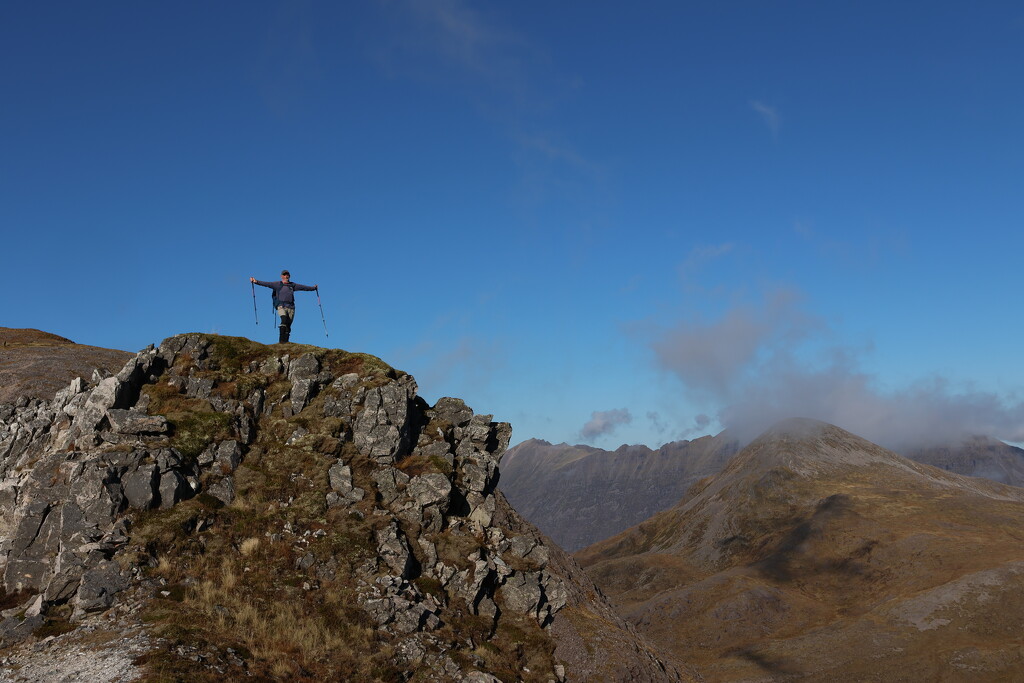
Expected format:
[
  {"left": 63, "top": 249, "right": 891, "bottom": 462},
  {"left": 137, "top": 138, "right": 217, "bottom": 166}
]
[
  {"left": 251, "top": 282, "right": 259, "bottom": 326},
  {"left": 316, "top": 288, "right": 329, "bottom": 338}
]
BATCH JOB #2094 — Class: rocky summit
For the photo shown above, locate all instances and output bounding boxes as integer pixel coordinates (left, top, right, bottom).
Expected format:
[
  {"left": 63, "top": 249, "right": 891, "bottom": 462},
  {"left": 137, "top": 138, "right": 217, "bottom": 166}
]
[
  {"left": 577, "top": 418, "right": 1024, "bottom": 682},
  {"left": 0, "top": 334, "right": 680, "bottom": 682}
]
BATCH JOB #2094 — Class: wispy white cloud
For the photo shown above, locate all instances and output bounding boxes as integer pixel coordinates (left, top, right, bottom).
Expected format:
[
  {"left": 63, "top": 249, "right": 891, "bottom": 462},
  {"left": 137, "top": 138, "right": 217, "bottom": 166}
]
[
  {"left": 375, "top": 0, "right": 603, "bottom": 224},
  {"left": 750, "top": 100, "right": 781, "bottom": 139},
  {"left": 581, "top": 408, "right": 633, "bottom": 440},
  {"left": 516, "top": 132, "right": 605, "bottom": 177},
  {"left": 373, "top": 0, "right": 532, "bottom": 93}
]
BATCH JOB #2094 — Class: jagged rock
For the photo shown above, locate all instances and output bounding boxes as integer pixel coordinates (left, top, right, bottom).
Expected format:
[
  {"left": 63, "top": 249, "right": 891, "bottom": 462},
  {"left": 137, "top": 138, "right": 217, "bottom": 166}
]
[
  {"left": 501, "top": 572, "right": 544, "bottom": 619},
  {"left": 123, "top": 464, "right": 159, "bottom": 509},
  {"left": 106, "top": 409, "right": 169, "bottom": 435},
  {"left": 185, "top": 377, "right": 214, "bottom": 400},
  {"left": 407, "top": 473, "right": 452, "bottom": 510},
  {"left": 24, "top": 594, "right": 46, "bottom": 619},
  {"left": 322, "top": 388, "right": 353, "bottom": 418},
  {"left": 372, "top": 467, "right": 410, "bottom": 507},
  {"left": 336, "top": 373, "right": 360, "bottom": 391},
  {"left": 73, "top": 560, "right": 127, "bottom": 618},
  {"left": 353, "top": 377, "right": 417, "bottom": 464},
  {"left": 159, "top": 470, "right": 191, "bottom": 509},
  {"left": 429, "top": 397, "right": 474, "bottom": 428},
  {"left": 376, "top": 522, "right": 414, "bottom": 579},
  {"left": 407, "top": 473, "right": 452, "bottom": 532},
  {"left": 290, "top": 378, "right": 321, "bottom": 413},
  {"left": 467, "top": 492, "right": 497, "bottom": 527},
  {"left": 215, "top": 440, "right": 243, "bottom": 471},
  {"left": 259, "top": 356, "right": 283, "bottom": 375},
  {"left": 326, "top": 462, "right": 365, "bottom": 507},
  {"left": 414, "top": 438, "right": 453, "bottom": 462},
  {"left": 207, "top": 475, "right": 234, "bottom": 505},
  {"left": 288, "top": 353, "right": 320, "bottom": 380},
  {"left": 328, "top": 462, "right": 353, "bottom": 493},
  {"left": 295, "top": 552, "right": 316, "bottom": 571},
  {"left": 235, "top": 410, "right": 256, "bottom": 445},
  {"left": 72, "top": 376, "right": 128, "bottom": 434}
]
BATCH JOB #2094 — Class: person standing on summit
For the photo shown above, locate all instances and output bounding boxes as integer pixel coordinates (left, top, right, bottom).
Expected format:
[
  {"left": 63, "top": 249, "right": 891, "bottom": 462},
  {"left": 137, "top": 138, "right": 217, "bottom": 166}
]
[{"left": 250, "top": 270, "right": 318, "bottom": 343}]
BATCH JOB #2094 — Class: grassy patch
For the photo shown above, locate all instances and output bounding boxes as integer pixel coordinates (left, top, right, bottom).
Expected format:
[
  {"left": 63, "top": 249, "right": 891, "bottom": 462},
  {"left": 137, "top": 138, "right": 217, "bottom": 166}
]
[
  {"left": 142, "top": 384, "right": 234, "bottom": 458},
  {"left": 129, "top": 469, "right": 403, "bottom": 681},
  {"left": 396, "top": 454, "right": 453, "bottom": 478}
]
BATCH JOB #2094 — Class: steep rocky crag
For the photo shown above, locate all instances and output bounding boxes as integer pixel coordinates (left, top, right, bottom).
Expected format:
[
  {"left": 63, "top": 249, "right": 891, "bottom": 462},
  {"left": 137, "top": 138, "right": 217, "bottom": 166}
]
[{"left": 0, "top": 334, "right": 679, "bottom": 682}]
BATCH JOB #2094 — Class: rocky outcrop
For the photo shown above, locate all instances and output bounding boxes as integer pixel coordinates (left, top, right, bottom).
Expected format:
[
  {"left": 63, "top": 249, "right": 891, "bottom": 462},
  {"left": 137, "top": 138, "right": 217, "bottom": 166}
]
[{"left": 0, "top": 334, "right": 680, "bottom": 681}]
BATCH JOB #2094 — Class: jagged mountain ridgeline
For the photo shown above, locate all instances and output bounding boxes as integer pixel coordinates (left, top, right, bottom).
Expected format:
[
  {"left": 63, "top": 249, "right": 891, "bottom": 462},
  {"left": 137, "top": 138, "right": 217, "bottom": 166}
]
[
  {"left": 501, "top": 436, "right": 740, "bottom": 552},
  {"left": 905, "top": 436, "right": 1024, "bottom": 488},
  {"left": 0, "top": 334, "right": 681, "bottom": 682},
  {"left": 576, "top": 419, "right": 1024, "bottom": 682},
  {"left": 501, "top": 431, "right": 1024, "bottom": 555}
]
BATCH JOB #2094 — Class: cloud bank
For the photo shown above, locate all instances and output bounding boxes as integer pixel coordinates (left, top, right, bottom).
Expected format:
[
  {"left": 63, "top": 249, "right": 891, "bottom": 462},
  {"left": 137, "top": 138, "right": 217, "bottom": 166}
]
[{"left": 651, "top": 290, "right": 1024, "bottom": 449}]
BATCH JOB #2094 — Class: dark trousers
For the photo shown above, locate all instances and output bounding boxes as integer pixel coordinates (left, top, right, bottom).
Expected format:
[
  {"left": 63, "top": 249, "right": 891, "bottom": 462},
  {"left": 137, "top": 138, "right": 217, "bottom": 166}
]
[{"left": 277, "top": 306, "right": 295, "bottom": 343}]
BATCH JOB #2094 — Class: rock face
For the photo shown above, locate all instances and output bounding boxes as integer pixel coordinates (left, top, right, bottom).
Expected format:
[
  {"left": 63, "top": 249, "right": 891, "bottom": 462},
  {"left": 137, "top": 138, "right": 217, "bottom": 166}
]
[
  {"left": 903, "top": 435, "right": 1024, "bottom": 488},
  {"left": 0, "top": 334, "right": 681, "bottom": 682},
  {"left": 577, "top": 419, "right": 1024, "bottom": 682},
  {"left": 500, "top": 436, "right": 739, "bottom": 552}
]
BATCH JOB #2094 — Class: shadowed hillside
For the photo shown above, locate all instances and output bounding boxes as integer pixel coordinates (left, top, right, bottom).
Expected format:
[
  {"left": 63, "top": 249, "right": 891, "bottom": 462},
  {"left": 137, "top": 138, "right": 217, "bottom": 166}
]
[
  {"left": 577, "top": 419, "right": 1024, "bottom": 682},
  {"left": 500, "top": 435, "right": 739, "bottom": 552}
]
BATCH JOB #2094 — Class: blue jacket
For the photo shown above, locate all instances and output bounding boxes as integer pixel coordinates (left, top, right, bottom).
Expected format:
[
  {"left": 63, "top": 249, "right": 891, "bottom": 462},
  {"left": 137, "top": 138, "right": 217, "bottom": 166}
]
[{"left": 254, "top": 280, "right": 316, "bottom": 308}]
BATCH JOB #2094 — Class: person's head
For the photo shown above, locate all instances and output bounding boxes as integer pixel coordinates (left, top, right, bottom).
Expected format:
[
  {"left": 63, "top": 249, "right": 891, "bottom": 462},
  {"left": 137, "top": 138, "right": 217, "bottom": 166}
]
[{"left": 281, "top": 269, "right": 290, "bottom": 283}]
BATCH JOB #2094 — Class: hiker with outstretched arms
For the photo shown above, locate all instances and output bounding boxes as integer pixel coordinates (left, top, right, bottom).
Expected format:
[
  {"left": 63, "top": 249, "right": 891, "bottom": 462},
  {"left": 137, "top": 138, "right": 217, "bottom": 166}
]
[{"left": 250, "top": 270, "right": 318, "bottom": 343}]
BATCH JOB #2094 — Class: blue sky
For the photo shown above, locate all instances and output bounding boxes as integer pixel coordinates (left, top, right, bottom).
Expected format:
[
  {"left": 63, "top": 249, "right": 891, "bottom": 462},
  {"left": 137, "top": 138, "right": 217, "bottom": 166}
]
[{"left": 4, "top": 1, "right": 1023, "bottom": 449}]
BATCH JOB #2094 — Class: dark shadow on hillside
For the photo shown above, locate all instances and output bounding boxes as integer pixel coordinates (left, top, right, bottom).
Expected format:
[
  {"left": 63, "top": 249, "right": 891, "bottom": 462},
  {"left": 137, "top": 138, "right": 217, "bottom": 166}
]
[
  {"left": 727, "top": 646, "right": 802, "bottom": 677},
  {"left": 755, "top": 493, "right": 855, "bottom": 583}
]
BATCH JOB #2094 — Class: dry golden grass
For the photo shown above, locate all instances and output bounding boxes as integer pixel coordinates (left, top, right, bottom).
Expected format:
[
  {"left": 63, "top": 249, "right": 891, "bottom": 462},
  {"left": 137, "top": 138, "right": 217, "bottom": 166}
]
[{"left": 239, "top": 537, "right": 260, "bottom": 556}]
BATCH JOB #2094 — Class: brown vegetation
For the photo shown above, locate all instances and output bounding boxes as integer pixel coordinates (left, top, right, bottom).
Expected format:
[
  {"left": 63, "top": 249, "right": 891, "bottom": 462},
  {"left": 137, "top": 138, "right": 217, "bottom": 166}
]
[{"left": 578, "top": 420, "right": 1024, "bottom": 681}]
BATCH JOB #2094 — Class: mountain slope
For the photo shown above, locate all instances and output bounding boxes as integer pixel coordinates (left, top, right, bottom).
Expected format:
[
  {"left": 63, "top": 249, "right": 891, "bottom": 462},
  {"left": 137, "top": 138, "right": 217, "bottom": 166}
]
[
  {"left": 577, "top": 418, "right": 1024, "bottom": 682},
  {"left": 0, "top": 327, "right": 131, "bottom": 404},
  {"left": 0, "top": 333, "right": 683, "bottom": 682},
  {"left": 500, "top": 435, "right": 739, "bottom": 552}
]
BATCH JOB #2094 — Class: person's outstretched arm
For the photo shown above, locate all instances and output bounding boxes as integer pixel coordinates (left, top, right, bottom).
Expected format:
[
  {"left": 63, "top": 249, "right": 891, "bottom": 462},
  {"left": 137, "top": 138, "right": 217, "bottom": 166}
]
[
  {"left": 251, "top": 277, "right": 277, "bottom": 288},
  {"left": 292, "top": 282, "right": 318, "bottom": 292}
]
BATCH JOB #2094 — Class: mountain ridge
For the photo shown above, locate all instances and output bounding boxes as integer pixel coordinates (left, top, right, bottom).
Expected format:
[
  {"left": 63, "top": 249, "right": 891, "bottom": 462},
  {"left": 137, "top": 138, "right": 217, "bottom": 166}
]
[
  {"left": 500, "top": 433, "right": 740, "bottom": 552},
  {"left": 576, "top": 418, "right": 1024, "bottom": 681}
]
